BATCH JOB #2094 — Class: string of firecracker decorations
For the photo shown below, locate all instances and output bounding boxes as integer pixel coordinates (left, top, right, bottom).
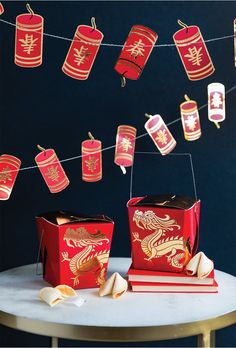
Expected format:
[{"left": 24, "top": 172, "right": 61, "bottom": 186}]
[
  {"left": 0, "top": 2, "right": 232, "bottom": 200},
  {"left": 0, "top": 81, "right": 228, "bottom": 200},
  {"left": 0, "top": 3, "right": 236, "bottom": 84}
]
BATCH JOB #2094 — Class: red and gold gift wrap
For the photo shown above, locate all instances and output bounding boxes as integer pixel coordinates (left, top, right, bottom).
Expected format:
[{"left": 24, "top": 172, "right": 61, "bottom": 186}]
[
  {"left": 62, "top": 19, "right": 103, "bottom": 80},
  {"left": 36, "top": 211, "right": 114, "bottom": 289},
  {"left": 82, "top": 136, "right": 102, "bottom": 182},
  {"left": 15, "top": 7, "right": 44, "bottom": 67},
  {"left": 145, "top": 114, "right": 176, "bottom": 155},
  {"left": 173, "top": 21, "right": 214, "bottom": 81},
  {"left": 208, "top": 83, "right": 225, "bottom": 128},
  {"left": 114, "top": 125, "right": 137, "bottom": 167},
  {"left": 35, "top": 148, "right": 69, "bottom": 193},
  {"left": 180, "top": 95, "right": 201, "bottom": 141},
  {"left": 0, "top": 154, "right": 21, "bottom": 200},
  {"left": 0, "top": 3, "right": 4, "bottom": 15},
  {"left": 114, "top": 25, "right": 158, "bottom": 81}
]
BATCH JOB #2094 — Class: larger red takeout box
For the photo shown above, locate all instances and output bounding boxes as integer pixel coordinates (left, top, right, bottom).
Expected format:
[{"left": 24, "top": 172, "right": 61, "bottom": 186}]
[
  {"left": 127, "top": 195, "right": 200, "bottom": 272},
  {"left": 36, "top": 211, "right": 114, "bottom": 289}
]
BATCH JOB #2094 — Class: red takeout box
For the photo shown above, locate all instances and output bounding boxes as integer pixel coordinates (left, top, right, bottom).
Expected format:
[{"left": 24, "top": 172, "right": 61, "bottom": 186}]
[
  {"left": 36, "top": 211, "right": 114, "bottom": 289},
  {"left": 127, "top": 195, "right": 200, "bottom": 272}
]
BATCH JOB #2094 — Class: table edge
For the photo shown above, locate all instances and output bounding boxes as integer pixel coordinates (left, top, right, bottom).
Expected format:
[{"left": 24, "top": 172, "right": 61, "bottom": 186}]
[{"left": 1, "top": 309, "right": 236, "bottom": 342}]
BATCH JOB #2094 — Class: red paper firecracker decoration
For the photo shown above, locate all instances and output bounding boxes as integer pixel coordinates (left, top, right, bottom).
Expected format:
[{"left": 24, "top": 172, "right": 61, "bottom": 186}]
[
  {"left": 15, "top": 4, "right": 44, "bottom": 68},
  {"left": 62, "top": 17, "right": 103, "bottom": 80},
  {"left": 0, "top": 154, "right": 21, "bottom": 200},
  {"left": 82, "top": 132, "right": 102, "bottom": 182},
  {"left": 35, "top": 145, "right": 69, "bottom": 193},
  {"left": 144, "top": 114, "right": 176, "bottom": 155},
  {"left": 114, "top": 125, "right": 137, "bottom": 174},
  {"left": 114, "top": 25, "right": 158, "bottom": 87},
  {"left": 0, "top": 3, "right": 4, "bottom": 15},
  {"left": 208, "top": 83, "right": 225, "bottom": 129},
  {"left": 180, "top": 94, "right": 201, "bottom": 141},
  {"left": 173, "top": 20, "right": 215, "bottom": 81}
]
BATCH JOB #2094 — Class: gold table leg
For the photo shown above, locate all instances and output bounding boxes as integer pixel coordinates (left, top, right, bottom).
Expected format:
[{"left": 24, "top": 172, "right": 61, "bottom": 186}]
[
  {"left": 51, "top": 336, "right": 58, "bottom": 348},
  {"left": 198, "top": 331, "right": 215, "bottom": 347}
]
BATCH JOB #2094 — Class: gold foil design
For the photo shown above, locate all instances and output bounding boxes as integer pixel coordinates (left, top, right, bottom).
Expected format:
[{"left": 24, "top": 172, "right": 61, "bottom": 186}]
[
  {"left": 85, "top": 156, "right": 98, "bottom": 172},
  {"left": 19, "top": 34, "right": 38, "bottom": 54},
  {"left": 119, "top": 137, "right": 132, "bottom": 152},
  {"left": 61, "top": 227, "right": 110, "bottom": 286},
  {"left": 45, "top": 165, "right": 59, "bottom": 181},
  {"left": 0, "top": 167, "right": 12, "bottom": 183},
  {"left": 184, "top": 46, "right": 203, "bottom": 66},
  {"left": 132, "top": 209, "right": 185, "bottom": 269}
]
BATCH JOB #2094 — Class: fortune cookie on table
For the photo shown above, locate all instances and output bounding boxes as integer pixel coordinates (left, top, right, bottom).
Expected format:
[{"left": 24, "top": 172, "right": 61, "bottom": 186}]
[
  {"left": 39, "top": 287, "right": 63, "bottom": 307},
  {"left": 55, "top": 284, "right": 77, "bottom": 298},
  {"left": 99, "top": 272, "right": 128, "bottom": 299},
  {"left": 185, "top": 252, "right": 214, "bottom": 279}
]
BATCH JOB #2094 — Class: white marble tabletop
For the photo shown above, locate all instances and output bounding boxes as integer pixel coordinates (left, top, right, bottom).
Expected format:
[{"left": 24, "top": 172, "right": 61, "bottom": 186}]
[{"left": 0, "top": 257, "right": 236, "bottom": 328}]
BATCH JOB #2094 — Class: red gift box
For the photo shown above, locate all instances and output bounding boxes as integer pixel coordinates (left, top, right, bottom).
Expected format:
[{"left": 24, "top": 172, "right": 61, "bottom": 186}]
[
  {"left": 127, "top": 195, "right": 200, "bottom": 272},
  {"left": 36, "top": 211, "right": 114, "bottom": 289}
]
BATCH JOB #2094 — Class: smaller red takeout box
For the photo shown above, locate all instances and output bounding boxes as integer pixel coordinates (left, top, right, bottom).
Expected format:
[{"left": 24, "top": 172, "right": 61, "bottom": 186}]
[
  {"left": 36, "top": 211, "right": 114, "bottom": 289},
  {"left": 127, "top": 194, "right": 200, "bottom": 273}
]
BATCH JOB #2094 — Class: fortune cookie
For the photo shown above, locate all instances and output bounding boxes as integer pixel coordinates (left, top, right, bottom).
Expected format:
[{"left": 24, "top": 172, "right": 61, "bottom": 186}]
[
  {"left": 39, "top": 287, "right": 63, "bottom": 307},
  {"left": 185, "top": 251, "right": 214, "bottom": 278},
  {"left": 55, "top": 284, "right": 77, "bottom": 297},
  {"left": 99, "top": 272, "right": 128, "bottom": 299}
]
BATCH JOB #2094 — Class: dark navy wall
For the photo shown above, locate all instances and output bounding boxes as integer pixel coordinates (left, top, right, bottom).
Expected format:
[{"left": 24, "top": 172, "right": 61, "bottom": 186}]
[{"left": 0, "top": 1, "right": 236, "bottom": 346}]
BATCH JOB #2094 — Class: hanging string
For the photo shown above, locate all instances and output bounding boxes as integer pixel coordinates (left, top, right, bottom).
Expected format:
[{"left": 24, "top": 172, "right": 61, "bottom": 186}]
[
  {"left": 2, "top": 82, "right": 236, "bottom": 174},
  {"left": 0, "top": 18, "right": 235, "bottom": 47},
  {"left": 130, "top": 152, "right": 198, "bottom": 201}
]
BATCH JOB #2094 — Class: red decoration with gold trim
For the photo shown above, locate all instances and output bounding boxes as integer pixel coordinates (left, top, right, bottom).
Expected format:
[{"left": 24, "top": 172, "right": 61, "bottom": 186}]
[
  {"left": 62, "top": 17, "right": 103, "bottom": 80},
  {"left": 15, "top": 4, "right": 44, "bottom": 68},
  {"left": 145, "top": 114, "right": 176, "bottom": 155},
  {"left": 82, "top": 132, "right": 102, "bottom": 182},
  {"left": 180, "top": 95, "right": 201, "bottom": 141},
  {"left": 114, "top": 125, "right": 137, "bottom": 169},
  {"left": 173, "top": 20, "right": 214, "bottom": 81},
  {"left": 0, "top": 154, "right": 21, "bottom": 200},
  {"left": 35, "top": 145, "right": 69, "bottom": 193},
  {"left": 114, "top": 25, "right": 158, "bottom": 86}
]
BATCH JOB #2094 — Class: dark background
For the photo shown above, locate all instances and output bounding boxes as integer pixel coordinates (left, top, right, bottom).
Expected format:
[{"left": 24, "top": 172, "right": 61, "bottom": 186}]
[{"left": 0, "top": 0, "right": 236, "bottom": 346}]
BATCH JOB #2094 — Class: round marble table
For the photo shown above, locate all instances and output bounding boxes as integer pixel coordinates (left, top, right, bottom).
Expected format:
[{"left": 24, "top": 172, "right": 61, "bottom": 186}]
[{"left": 0, "top": 258, "right": 236, "bottom": 348}]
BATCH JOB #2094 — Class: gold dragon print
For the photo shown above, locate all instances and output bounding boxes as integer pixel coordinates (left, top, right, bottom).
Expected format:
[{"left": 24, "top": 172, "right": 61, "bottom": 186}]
[
  {"left": 61, "top": 227, "right": 110, "bottom": 285},
  {"left": 132, "top": 210, "right": 189, "bottom": 269}
]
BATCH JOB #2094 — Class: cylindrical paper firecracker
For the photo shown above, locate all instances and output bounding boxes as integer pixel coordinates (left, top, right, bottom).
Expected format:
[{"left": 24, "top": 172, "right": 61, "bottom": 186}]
[
  {"left": 15, "top": 4, "right": 44, "bottom": 67},
  {"left": 35, "top": 146, "right": 69, "bottom": 193},
  {"left": 207, "top": 83, "right": 225, "bottom": 129},
  {"left": 0, "top": 155, "right": 21, "bottom": 200},
  {"left": 114, "top": 125, "right": 137, "bottom": 169},
  {"left": 114, "top": 25, "right": 158, "bottom": 86},
  {"left": 180, "top": 95, "right": 201, "bottom": 141},
  {"left": 145, "top": 114, "right": 176, "bottom": 155},
  {"left": 62, "top": 18, "right": 103, "bottom": 80},
  {"left": 173, "top": 20, "right": 215, "bottom": 81},
  {"left": 82, "top": 133, "right": 102, "bottom": 182},
  {"left": 0, "top": 3, "right": 4, "bottom": 15}
]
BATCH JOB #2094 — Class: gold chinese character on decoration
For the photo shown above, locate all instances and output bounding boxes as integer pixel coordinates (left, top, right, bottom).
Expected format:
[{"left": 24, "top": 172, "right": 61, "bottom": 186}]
[
  {"left": 211, "top": 92, "right": 222, "bottom": 108},
  {"left": 0, "top": 167, "right": 12, "bottom": 183},
  {"left": 45, "top": 166, "right": 59, "bottom": 181},
  {"left": 19, "top": 34, "right": 38, "bottom": 55},
  {"left": 126, "top": 39, "right": 145, "bottom": 58},
  {"left": 184, "top": 46, "right": 203, "bottom": 66},
  {"left": 73, "top": 46, "right": 90, "bottom": 66},
  {"left": 119, "top": 137, "right": 132, "bottom": 152},
  {"left": 85, "top": 156, "right": 98, "bottom": 172},
  {"left": 185, "top": 115, "right": 197, "bottom": 131},
  {"left": 155, "top": 129, "right": 168, "bottom": 145}
]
